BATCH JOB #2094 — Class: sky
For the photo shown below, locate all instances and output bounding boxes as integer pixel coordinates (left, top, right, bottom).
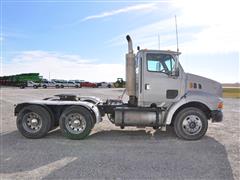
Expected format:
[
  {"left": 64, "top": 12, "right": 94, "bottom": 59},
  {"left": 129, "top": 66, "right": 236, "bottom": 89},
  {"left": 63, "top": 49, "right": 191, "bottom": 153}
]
[{"left": 0, "top": 0, "right": 239, "bottom": 83}]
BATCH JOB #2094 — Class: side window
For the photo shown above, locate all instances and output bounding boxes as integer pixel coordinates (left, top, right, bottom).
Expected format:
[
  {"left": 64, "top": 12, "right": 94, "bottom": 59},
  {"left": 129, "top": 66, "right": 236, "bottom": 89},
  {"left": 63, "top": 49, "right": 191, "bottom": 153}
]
[
  {"left": 148, "top": 60, "right": 165, "bottom": 72},
  {"left": 147, "top": 53, "right": 175, "bottom": 74}
]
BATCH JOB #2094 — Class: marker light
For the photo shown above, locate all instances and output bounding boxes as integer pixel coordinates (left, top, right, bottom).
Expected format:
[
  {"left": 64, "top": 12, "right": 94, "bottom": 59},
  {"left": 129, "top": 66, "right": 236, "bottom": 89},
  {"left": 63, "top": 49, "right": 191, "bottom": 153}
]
[
  {"left": 189, "top": 82, "right": 193, "bottom": 89},
  {"left": 217, "top": 102, "right": 223, "bottom": 109}
]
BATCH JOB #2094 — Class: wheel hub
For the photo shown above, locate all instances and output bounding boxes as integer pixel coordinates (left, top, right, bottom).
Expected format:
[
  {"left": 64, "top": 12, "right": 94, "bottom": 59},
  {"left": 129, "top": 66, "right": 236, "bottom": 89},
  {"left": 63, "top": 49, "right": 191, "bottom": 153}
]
[
  {"left": 189, "top": 121, "right": 196, "bottom": 129},
  {"left": 30, "top": 119, "right": 39, "bottom": 126},
  {"left": 73, "top": 119, "right": 81, "bottom": 127},
  {"left": 23, "top": 112, "right": 42, "bottom": 132},
  {"left": 66, "top": 113, "right": 86, "bottom": 134},
  {"left": 182, "top": 115, "right": 202, "bottom": 135}
]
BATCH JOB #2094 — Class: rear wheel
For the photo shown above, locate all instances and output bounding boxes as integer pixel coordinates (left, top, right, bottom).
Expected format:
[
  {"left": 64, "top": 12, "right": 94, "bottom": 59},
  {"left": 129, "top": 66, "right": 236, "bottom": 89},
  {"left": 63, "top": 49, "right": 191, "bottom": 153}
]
[
  {"left": 173, "top": 107, "right": 208, "bottom": 140},
  {"left": 33, "top": 85, "right": 38, "bottom": 89},
  {"left": 43, "top": 85, "right": 47, "bottom": 88},
  {"left": 61, "top": 85, "right": 64, "bottom": 88},
  {"left": 16, "top": 105, "right": 52, "bottom": 138},
  {"left": 59, "top": 106, "right": 94, "bottom": 140}
]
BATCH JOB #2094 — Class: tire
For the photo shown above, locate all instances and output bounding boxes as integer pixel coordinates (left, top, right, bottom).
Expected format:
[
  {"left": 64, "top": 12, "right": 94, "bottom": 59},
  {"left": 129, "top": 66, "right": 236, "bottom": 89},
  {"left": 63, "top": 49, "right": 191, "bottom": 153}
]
[
  {"left": 33, "top": 85, "right": 38, "bottom": 89},
  {"left": 43, "top": 85, "right": 47, "bottom": 89},
  {"left": 59, "top": 106, "right": 94, "bottom": 140},
  {"left": 56, "top": 85, "right": 60, "bottom": 88},
  {"left": 43, "top": 106, "right": 57, "bottom": 131},
  {"left": 75, "top": 85, "right": 79, "bottom": 88},
  {"left": 173, "top": 107, "right": 208, "bottom": 140},
  {"left": 16, "top": 105, "right": 52, "bottom": 139},
  {"left": 61, "top": 85, "right": 64, "bottom": 88}
]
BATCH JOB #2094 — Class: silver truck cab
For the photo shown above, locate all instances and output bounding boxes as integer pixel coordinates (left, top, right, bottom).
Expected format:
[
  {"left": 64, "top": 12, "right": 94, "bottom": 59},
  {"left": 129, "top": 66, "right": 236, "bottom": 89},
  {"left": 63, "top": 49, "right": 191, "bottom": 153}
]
[{"left": 135, "top": 49, "right": 223, "bottom": 124}]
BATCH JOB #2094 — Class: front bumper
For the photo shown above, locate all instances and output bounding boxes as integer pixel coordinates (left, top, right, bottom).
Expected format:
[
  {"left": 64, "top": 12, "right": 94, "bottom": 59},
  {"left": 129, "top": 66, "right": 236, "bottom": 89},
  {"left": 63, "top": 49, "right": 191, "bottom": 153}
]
[{"left": 211, "top": 110, "right": 223, "bottom": 122}]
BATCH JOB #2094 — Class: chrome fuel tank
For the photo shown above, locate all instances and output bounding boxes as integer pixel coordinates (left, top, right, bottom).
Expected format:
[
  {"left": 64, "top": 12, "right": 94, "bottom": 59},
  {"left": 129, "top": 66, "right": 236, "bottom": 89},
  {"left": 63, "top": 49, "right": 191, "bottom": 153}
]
[{"left": 114, "top": 107, "right": 163, "bottom": 127}]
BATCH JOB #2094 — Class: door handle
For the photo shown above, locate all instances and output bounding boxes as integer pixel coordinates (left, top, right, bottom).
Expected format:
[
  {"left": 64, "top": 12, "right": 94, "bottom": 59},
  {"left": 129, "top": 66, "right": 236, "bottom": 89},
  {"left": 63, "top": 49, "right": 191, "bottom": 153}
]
[{"left": 145, "top": 84, "right": 150, "bottom": 90}]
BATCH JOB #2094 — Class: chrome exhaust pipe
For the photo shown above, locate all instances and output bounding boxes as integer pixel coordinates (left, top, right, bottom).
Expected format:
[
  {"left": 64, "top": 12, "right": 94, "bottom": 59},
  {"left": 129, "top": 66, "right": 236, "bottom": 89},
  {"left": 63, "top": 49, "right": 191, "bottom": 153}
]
[
  {"left": 126, "top": 35, "right": 136, "bottom": 105},
  {"left": 126, "top": 35, "right": 133, "bottom": 54}
]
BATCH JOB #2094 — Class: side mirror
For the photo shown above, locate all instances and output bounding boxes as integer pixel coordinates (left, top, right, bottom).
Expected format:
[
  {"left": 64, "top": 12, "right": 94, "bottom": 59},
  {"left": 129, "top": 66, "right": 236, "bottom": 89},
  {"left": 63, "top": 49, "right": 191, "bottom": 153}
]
[
  {"left": 171, "top": 67, "right": 179, "bottom": 77},
  {"left": 175, "top": 67, "right": 180, "bottom": 76}
]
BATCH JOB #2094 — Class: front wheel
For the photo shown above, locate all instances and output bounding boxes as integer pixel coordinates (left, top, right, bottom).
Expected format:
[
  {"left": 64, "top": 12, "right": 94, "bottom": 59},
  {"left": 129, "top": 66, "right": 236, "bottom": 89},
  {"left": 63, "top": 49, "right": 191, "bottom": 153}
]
[
  {"left": 173, "top": 107, "right": 208, "bottom": 140},
  {"left": 59, "top": 106, "right": 94, "bottom": 140}
]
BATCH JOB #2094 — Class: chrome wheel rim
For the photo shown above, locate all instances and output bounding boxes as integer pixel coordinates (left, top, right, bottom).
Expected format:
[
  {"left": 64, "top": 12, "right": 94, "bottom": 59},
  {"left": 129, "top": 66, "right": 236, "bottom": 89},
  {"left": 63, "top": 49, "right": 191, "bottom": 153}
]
[
  {"left": 65, "top": 113, "right": 86, "bottom": 134},
  {"left": 182, "top": 115, "right": 202, "bottom": 135},
  {"left": 23, "top": 112, "right": 42, "bottom": 132}
]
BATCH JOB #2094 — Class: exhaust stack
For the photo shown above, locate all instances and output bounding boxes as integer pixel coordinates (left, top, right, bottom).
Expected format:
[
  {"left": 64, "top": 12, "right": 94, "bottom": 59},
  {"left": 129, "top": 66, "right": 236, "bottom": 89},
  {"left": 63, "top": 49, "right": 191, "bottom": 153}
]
[
  {"left": 126, "top": 35, "right": 136, "bottom": 105},
  {"left": 126, "top": 35, "right": 133, "bottom": 53}
]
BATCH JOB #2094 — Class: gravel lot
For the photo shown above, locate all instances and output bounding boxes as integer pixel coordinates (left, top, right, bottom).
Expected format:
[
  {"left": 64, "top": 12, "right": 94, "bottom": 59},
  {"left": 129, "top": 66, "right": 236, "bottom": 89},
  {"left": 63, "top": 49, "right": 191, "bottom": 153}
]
[{"left": 0, "top": 88, "right": 239, "bottom": 179}]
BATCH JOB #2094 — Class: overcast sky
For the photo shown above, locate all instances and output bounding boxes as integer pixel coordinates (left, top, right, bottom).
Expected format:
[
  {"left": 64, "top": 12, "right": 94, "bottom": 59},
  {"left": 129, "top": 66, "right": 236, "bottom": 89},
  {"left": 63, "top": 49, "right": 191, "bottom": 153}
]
[{"left": 1, "top": 0, "right": 239, "bottom": 83}]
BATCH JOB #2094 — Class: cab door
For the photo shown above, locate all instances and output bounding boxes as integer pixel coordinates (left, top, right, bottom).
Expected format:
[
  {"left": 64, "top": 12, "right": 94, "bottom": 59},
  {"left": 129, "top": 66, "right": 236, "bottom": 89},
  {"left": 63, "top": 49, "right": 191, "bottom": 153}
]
[{"left": 142, "top": 52, "right": 183, "bottom": 107}]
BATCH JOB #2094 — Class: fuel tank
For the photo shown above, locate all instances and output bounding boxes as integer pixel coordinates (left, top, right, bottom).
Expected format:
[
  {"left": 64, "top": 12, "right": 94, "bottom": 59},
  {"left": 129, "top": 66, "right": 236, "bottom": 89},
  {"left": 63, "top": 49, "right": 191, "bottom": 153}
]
[{"left": 114, "top": 107, "right": 163, "bottom": 127}]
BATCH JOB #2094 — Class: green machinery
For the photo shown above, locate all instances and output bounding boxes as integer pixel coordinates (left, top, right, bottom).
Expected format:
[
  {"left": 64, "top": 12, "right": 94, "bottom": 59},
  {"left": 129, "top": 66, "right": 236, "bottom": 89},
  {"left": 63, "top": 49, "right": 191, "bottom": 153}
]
[
  {"left": 0, "top": 73, "right": 42, "bottom": 87},
  {"left": 113, "top": 78, "right": 125, "bottom": 88}
]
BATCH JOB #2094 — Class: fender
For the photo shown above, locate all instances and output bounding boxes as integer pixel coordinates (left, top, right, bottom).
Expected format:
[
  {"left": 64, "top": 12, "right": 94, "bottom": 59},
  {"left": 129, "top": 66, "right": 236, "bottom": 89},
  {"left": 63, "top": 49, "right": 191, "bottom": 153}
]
[
  {"left": 78, "top": 96, "right": 102, "bottom": 104},
  {"left": 15, "top": 100, "right": 102, "bottom": 123},
  {"left": 165, "top": 90, "right": 222, "bottom": 125}
]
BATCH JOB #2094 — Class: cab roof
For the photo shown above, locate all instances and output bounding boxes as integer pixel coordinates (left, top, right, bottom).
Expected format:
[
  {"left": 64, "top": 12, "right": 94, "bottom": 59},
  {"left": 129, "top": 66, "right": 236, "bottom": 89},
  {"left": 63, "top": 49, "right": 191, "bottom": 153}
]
[{"left": 138, "top": 49, "right": 181, "bottom": 55}]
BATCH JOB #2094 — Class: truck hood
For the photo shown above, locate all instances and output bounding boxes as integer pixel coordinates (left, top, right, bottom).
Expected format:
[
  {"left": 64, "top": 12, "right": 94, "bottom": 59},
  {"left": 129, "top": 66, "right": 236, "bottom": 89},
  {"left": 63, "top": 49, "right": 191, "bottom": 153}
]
[{"left": 186, "top": 73, "right": 222, "bottom": 97}]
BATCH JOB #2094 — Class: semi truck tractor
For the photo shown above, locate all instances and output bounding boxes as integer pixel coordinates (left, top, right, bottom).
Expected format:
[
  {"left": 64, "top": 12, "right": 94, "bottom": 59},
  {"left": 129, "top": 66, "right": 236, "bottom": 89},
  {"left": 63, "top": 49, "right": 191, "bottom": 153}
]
[{"left": 14, "top": 35, "right": 223, "bottom": 140}]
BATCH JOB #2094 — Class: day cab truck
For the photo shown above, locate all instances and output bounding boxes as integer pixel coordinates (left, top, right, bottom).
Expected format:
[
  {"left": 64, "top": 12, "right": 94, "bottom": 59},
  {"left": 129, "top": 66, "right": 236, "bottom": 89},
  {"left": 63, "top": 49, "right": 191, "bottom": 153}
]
[{"left": 14, "top": 35, "right": 223, "bottom": 140}]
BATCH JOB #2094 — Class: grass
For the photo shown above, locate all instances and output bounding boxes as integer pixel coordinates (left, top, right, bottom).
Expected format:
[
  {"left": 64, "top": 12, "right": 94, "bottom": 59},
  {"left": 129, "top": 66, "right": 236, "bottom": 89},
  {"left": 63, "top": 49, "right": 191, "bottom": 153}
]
[{"left": 223, "top": 88, "right": 240, "bottom": 98}]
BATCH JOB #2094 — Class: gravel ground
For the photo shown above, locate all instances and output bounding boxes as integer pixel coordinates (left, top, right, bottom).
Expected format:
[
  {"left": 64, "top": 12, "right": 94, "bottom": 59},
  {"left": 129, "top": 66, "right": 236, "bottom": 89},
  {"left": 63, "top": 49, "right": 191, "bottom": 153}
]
[{"left": 0, "top": 87, "right": 239, "bottom": 179}]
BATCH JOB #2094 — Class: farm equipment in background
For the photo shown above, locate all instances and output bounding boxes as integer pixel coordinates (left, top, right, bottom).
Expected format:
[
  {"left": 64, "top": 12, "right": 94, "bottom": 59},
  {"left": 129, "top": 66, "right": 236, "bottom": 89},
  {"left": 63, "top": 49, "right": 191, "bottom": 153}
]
[
  {"left": 113, "top": 78, "right": 125, "bottom": 88},
  {"left": 0, "top": 73, "right": 42, "bottom": 88}
]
